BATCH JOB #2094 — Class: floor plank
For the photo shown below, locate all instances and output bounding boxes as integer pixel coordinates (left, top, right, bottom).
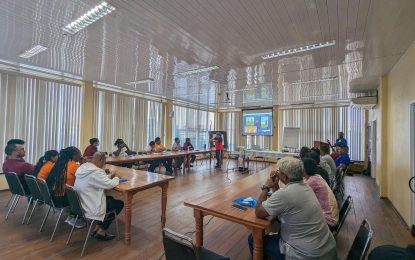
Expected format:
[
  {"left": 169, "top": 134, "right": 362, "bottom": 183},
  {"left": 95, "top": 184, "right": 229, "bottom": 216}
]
[{"left": 0, "top": 162, "right": 414, "bottom": 259}]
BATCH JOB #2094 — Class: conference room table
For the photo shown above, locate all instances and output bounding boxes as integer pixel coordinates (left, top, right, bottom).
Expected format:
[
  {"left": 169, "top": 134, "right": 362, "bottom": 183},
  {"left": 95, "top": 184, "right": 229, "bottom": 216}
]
[
  {"left": 184, "top": 164, "right": 278, "bottom": 260},
  {"left": 105, "top": 149, "right": 213, "bottom": 174},
  {"left": 105, "top": 164, "right": 174, "bottom": 243}
]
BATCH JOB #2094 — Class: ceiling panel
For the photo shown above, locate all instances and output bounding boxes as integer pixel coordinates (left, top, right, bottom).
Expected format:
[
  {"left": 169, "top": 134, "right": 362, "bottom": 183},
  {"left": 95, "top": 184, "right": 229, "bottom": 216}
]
[{"left": 0, "top": 0, "right": 414, "bottom": 108}]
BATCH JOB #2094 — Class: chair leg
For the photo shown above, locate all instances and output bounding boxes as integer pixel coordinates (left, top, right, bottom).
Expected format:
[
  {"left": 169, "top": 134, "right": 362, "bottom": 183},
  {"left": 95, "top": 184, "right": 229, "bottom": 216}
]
[
  {"left": 66, "top": 215, "right": 78, "bottom": 245},
  {"left": 11, "top": 195, "right": 21, "bottom": 213},
  {"left": 5, "top": 194, "right": 13, "bottom": 208},
  {"left": 5, "top": 195, "right": 17, "bottom": 220},
  {"left": 39, "top": 205, "right": 52, "bottom": 232},
  {"left": 26, "top": 199, "right": 39, "bottom": 225},
  {"left": 81, "top": 220, "right": 95, "bottom": 257},
  {"left": 50, "top": 208, "right": 64, "bottom": 242},
  {"left": 21, "top": 196, "right": 31, "bottom": 224},
  {"left": 114, "top": 211, "right": 120, "bottom": 240}
]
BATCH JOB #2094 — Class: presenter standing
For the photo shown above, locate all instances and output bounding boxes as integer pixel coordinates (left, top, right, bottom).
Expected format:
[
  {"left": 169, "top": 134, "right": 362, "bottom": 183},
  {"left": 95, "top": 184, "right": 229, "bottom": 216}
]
[{"left": 211, "top": 132, "right": 224, "bottom": 169}]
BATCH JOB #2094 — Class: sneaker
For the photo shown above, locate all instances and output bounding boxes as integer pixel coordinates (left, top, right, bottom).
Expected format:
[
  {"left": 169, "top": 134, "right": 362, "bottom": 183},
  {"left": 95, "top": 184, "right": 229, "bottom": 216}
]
[
  {"left": 65, "top": 215, "right": 74, "bottom": 224},
  {"left": 93, "top": 232, "right": 116, "bottom": 241},
  {"left": 190, "top": 164, "right": 194, "bottom": 167},
  {"left": 74, "top": 218, "right": 87, "bottom": 229}
]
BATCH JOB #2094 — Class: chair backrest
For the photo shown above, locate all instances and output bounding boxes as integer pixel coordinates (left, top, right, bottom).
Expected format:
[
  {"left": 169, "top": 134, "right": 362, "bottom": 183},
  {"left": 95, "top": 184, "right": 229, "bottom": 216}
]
[
  {"left": 162, "top": 227, "right": 197, "bottom": 260},
  {"left": 65, "top": 185, "right": 85, "bottom": 217},
  {"left": 346, "top": 219, "right": 373, "bottom": 260},
  {"left": 24, "top": 175, "right": 43, "bottom": 201},
  {"left": 335, "top": 195, "right": 353, "bottom": 235},
  {"left": 4, "top": 172, "right": 26, "bottom": 196},
  {"left": 36, "top": 178, "right": 56, "bottom": 207}
]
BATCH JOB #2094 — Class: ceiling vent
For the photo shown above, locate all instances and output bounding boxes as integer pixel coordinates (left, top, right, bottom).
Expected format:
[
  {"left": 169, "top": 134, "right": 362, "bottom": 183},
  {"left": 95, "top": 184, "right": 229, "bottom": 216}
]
[{"left": 351, "top": 95, "right": 378, "bottom": 109}]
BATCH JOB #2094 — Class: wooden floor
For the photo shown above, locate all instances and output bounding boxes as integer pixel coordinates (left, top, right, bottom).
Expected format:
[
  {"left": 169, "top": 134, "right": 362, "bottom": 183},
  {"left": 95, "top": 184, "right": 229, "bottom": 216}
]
[{"left": 0, "top": 161, "right": 414, "bottom": 259}]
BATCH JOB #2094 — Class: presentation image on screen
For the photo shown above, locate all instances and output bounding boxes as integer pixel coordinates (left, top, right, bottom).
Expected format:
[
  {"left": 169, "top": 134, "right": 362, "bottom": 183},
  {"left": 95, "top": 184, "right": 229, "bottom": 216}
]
[{"left": 242, "top": 109, "right": 273, "bottom": 135}]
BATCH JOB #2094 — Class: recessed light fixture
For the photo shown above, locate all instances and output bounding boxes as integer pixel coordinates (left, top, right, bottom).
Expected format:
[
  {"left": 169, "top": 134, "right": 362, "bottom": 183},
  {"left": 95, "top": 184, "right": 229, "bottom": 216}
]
[
  {"left": 125, "top": 78, "right": 154, "bottom": 85},
  {"left": 290, "top": 76, "right": 338, "bottom": 85},
  {"left": 62, "top": 2, "right": 115, "bottom": 35},
  {"left": 19, "top": 45, "right": 48, "bottom": 58},
  {"left": 261, "top": 40, "right": 336, "bottom": 60},
  {"left": 175, "top": 66, "right": 219, "bottom": 76}
]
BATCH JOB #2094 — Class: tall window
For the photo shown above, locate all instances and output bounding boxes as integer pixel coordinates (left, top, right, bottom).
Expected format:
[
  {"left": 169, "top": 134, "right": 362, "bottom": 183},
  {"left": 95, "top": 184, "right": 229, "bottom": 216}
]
[
  {"left": 93, "top": 90, "right": 164, "bottom": 152},
  {"left": 172, "top": 105, "right": 215, "bottom": 149},
  {"left": 0, "top": 72, "right": 83, "bottom": 163}
]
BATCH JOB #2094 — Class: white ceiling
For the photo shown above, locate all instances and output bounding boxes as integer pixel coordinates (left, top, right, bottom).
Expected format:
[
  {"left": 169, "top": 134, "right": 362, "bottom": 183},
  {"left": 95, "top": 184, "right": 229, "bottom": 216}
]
[{"left": 0, "top": 0, "right": 414, "bottom": 108}]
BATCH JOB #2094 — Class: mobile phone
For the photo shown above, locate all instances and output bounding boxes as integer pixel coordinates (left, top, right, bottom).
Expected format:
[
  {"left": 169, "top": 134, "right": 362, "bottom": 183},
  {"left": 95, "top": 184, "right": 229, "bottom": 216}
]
[{"left": 231, "top": 204, "right": 247, "bottom": 211}]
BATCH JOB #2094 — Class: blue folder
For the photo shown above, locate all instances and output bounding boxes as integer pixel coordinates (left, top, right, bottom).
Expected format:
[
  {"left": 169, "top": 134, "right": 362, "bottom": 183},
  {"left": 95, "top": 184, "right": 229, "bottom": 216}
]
[{"left": 232, "top": 196, "right": 257, "bottom": 208}]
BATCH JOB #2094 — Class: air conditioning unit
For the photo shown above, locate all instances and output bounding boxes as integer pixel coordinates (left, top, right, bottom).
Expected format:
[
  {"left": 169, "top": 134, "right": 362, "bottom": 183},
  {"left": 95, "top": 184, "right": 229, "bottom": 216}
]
[{"left": 351, "top": 96, "right": 378, "bottom": 109}]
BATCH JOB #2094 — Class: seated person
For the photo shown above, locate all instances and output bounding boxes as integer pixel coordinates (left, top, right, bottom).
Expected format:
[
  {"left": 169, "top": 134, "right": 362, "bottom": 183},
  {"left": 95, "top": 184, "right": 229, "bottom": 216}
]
[
  {"left": 47, "top": 146, "right": 85, "bottom": 228},
  {"left": 183, "top": 138, "right": 196, "bottom": 167},
  {"left": 113, "top": 139, "right": 133, "bottom": 157},
  {"left": 83, "top": 138, "right": 99, "bottom": 157},
  {"left": 154, "top": 137, "right": 173, "bottom": 174},
  {"left": 250, "top": 157, "right": 337, "bottom": 260},
  {"left": 303, "top": 151, "right": 331, "bottom": 185},
  {"left": 335, "top": 145, "right": 351, "bottom": 170},
  {"left": 330, "top": 145, "right": 341, "bottom": 161},
  {"left": 320, "top": 146, "right": 337, "bottom": 182},
  {"left": 34, "top": 150, "right": 59, "bottom": 180},
  {"left": 172, "top": 137, "right": 184, "bottom": 170},
  {"left": 74, "top": 152, "right": 124, "bottom": 241},
  {"left": 2, "top": 139, "right": 35, "bottom": 194},
  {"left": 299, "top": 146, "right": 311, "bottom": 158},
  {"left": 303, "top": 158, "right": 339, "bottom": 229},
  {"left": 144, "top": 141, "right": 166, "bottom": 173}
]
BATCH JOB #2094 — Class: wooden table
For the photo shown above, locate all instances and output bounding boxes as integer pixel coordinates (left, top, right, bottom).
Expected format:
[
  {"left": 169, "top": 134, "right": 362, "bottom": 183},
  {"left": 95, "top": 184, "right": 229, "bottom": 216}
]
[
  {"left": 105, "top": 164, "right": 174, "bottom": 243},
  {"left": 106, "top": 150, "right": 213, "bottom": 174},
  {"left": 184, "top": 164, "right": 278, "bottom": 260}
]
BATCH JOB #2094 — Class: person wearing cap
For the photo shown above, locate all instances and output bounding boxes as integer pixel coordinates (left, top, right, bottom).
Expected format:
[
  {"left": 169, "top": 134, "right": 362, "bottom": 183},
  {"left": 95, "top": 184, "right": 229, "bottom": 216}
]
[
  {"left": 335, "top": 145, "right": 350, "bottom": 170},
  {"left": 210, "top": 132, "right": 224, "bottom": 168}
]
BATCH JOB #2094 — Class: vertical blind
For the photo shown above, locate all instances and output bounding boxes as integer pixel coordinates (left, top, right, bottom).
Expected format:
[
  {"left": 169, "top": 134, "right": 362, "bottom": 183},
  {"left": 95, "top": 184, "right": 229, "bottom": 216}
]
[
  {"left": 280, "top": 106, "right": 365, "bottom": 160},
  {"left": 172, "top": 105, "right": 215, "bottom": 149},
  {"left": 92, "top": 89, "right": 164, "bottom": 153},
  {"left": 0, "top": 72, "right": 83, "bottom": 163}
]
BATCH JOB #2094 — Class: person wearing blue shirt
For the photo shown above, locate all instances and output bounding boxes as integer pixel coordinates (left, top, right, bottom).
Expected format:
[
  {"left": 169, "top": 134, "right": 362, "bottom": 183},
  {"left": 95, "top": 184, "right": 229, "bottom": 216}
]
[
  {"left": 335, "top": 132, "right": 347, "bottom": 146},
  {"left": 335, "top": 145, "right": 350, "bottom": 170}
]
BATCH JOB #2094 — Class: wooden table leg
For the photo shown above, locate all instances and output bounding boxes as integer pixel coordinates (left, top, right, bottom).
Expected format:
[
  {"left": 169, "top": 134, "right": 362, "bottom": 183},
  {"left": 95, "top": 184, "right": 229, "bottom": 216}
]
[
  {"left": 123, "top": 192, "right": 133, "bottom": 244},
  {"left": 252, "top": 227, "right": 264, "bottom": 260},
  {"left": 187, "top": 154, "right": 191, "bottom": 173},
  {"left": 194, "top": 209, "right": 204, "bottom": 246},
  {"left": 160, "top": 182, "right": 168, "bottom": 227}
]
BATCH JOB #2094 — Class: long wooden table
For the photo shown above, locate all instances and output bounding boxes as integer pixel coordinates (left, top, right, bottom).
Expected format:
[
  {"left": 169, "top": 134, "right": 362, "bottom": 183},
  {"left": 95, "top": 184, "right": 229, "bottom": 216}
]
[
  {"left": 184, "top": 164, "right": 278, "bottom": 260},
  {"left": 106, "top": 150, "right": 213, "bottom": 174},
  {"left": 105, "top": 164, "right": 174, "bottom": 243}
]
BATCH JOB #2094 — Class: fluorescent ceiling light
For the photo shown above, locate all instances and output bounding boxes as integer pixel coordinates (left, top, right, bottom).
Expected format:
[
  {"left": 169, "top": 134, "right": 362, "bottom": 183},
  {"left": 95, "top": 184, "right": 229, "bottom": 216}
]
[
  {"left": 19, "top": 45, "right": 47, "bottom": 58},
  {"left": 175, "top": 66, "right": 219, "bottom": 76},
  {"left": 62, "top": 2, "right": 115, "bottom": 35},
  {"left": 125, "top": 78, "right": 154, "bottom": 85},
  {"left": 290, "top": 76, "right": 338, "bottom": 85},
  {"left": 262, "top": 40, "right": 336, "bottom": 60}
]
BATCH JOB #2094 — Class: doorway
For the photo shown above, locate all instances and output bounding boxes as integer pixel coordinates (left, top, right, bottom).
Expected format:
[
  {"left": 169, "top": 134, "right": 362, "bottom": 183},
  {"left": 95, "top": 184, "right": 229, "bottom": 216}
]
[{"left": 368, "top": 121, "right": 377, "bottom": 179}]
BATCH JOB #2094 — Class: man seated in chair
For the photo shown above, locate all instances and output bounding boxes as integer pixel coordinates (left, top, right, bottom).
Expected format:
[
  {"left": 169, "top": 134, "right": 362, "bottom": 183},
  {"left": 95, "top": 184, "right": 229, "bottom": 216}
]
[
  {"left": 74, "top": 152, "right": 124, "bottom": 241},
  {"left": 172, "top": 137, "right": 184, "bottom": 170},
  {"left": 250, "top": 157, "right": 337, "bottom": 260},
  {"left": 183, "top": 138, "right": 196, "bottom": 167},
  {"left": 335, "top": 145, "right": 350, "bottom": 171},
  {"left": 154, "top": 137, "right": 173, "bottom": 174}
]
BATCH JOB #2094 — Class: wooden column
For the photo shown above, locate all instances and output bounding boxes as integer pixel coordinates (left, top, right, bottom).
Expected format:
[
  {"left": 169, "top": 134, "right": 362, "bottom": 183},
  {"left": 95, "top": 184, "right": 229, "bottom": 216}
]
[
  {"left": 80, "top": 81, "right": 94, "bottom": 152},
  {"left": 271, "top": 105, "right": 279, "bottom": 150},
  {"left": 165, "top": 99, "right": 173, "bottom": 147}
]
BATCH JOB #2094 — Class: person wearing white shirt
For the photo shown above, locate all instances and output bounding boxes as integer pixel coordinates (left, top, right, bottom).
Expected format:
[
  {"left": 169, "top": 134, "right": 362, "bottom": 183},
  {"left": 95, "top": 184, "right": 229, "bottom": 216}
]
[
  {"left": 113, "top": 139, "right": 132, "bottom": 157},
  {"left": 74, "top": 152, "right": 123, "bottom": 241},
  {"left": 172, "top": 137, "right": 184, "bottom": 169},
  {"left": 320, "top": 146, "right": 337, "bottom": 182}
]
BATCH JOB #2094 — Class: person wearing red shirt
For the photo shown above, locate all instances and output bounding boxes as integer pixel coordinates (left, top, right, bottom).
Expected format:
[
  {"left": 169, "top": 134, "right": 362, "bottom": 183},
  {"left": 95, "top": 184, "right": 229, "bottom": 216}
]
[
  {"left": 211, "top": 133, "right": 224, "bottom": 168},
  {"left": 84, "top": 138, "right": 99, "bottom": 157},
  {"left": 2, "top": 139, "right": 35, "bottom": 194}
]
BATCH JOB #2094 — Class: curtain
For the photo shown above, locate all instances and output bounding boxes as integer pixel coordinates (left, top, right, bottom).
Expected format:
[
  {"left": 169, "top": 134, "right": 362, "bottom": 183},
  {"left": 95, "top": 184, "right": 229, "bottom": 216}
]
[
  {"left": 172, "top": 105, "right": 215, "bottom": 149},
  {"left": 0, "top": 72, "right": 83, "bottom": 163},
  {"left": 280, "top": 106, "right": 365, "bottom": 160},
  {"left": 92, "top": 89, "right": 164, "bottom": 153}
]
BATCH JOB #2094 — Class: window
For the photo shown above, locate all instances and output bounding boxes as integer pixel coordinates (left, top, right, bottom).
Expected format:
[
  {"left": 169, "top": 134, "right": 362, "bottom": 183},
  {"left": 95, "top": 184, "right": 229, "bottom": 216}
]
[
  {"left": 172, "top": 105, "right": 215, "bottom": 149},
  {"left": 0, "top": 72, "right": 83, "bottom": 163}
]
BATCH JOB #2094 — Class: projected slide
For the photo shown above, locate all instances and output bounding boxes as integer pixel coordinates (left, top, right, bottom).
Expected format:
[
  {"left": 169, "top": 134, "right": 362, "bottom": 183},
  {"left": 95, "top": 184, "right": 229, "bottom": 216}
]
[{"left": 242, "top": 109, "right": 273, "bottom": 136}]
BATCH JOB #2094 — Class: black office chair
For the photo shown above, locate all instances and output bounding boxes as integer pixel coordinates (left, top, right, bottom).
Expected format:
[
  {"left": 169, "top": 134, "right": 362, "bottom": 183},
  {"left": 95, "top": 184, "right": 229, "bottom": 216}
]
[
  {"left": 36, "top": 178, "right": 68, "bottom": 240},
  {"left": 65, "top": 185, "right": 119, "bottom": 257},
  {"left": 333, "top": 195, "right": 353, "bottom": 236},
  {"left": 332, "top": 169, "right": 345, "bottom": 199},
  {"left": 24, "top": 175, "right": 44, "bottom": 225},
  {"left": 4, "top": 172, "right": 31, "bottom": 223},
  {"left": 346, "top": 219, "right": 373, "bottom": 260},
  {"left": 162, "top": 227, "right": 230, "bottom": 260}
]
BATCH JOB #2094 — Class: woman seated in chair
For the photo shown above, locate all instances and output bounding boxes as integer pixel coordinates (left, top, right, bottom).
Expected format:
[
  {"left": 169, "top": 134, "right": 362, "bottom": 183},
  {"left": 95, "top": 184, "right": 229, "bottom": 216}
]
[
  {"left": 74, "top": 152, "right": 123, "bottom": 241},
  {"left": 34, "top": 150, "right": 59, "bottom": 180}
]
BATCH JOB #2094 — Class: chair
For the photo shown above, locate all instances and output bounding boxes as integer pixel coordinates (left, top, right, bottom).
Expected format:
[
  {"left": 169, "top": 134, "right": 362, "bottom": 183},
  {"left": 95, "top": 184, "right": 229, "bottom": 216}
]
[
  {"left": 24, "top": 175, "right": 44, "bottom": 224},
  {"left": 162, "top": 227, "right": 230, "bottom": 260},
  {"left": 333, "top": 195, "right": 353, "bottom": 236},
  {"left": 332, "top": 169, "right": 345, "bottom": 199},
  {"left": 36, "top": 178, "right": 67, "bottom": 240},
  {"left": 65, "top": 185, "right": 119, "bottom": 257},
  {"left": 346, "top": 219, "right": 373, "bottom": 260},
  {"left": 4, "top": 172, "right": 31, "bottom": 223}
]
